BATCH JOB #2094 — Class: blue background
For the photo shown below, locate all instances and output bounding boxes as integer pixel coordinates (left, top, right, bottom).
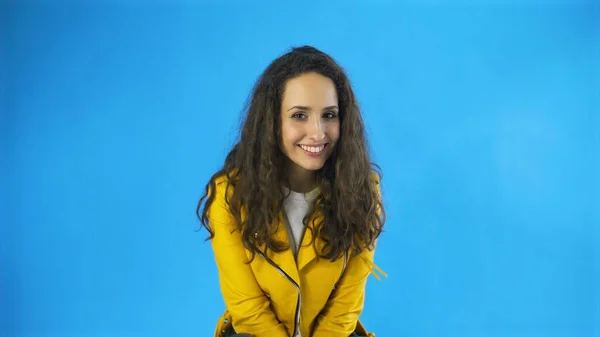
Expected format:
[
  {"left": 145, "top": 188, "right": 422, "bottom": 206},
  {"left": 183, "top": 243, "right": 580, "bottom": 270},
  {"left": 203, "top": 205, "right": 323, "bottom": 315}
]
[{"left": 1, "top": 1, "right": 599, "bottom": 337}]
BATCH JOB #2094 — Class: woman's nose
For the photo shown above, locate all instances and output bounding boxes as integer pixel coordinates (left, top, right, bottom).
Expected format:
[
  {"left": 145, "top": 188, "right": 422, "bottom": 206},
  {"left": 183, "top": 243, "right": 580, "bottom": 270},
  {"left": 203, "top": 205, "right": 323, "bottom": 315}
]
[{"left": 308, "top": 118, "right": 326, "bottom": 140}]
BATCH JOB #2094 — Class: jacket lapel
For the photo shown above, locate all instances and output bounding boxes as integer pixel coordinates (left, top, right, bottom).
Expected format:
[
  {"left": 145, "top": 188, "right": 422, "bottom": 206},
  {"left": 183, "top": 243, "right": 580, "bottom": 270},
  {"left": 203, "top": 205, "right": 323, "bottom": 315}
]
[
  {"left": 263, "top": 212, "right": 300, "bottom": 284},
  {"left": 258, "top": 209, "right": 324, "bottom": 281},
  {"left": 296, "top": 212, "right": 323, "bottom": 271}
]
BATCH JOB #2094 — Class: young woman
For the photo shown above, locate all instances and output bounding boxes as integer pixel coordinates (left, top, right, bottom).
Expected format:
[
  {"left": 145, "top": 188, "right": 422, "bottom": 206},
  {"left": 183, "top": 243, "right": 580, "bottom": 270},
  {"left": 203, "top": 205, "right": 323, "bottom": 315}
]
[{"left": 196, "top": 45, "right": 386, "bottom": 337}]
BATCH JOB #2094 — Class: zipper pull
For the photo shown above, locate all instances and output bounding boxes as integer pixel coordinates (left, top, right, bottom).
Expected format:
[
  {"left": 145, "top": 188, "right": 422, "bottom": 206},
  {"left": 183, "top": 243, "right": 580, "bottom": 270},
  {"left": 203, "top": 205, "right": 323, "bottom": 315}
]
[
  {"left": 368, "top": 262, "right": 388, "bottom": 281},
  {"left": 359, "top": 255, "right": 388, "bottom": 281}
]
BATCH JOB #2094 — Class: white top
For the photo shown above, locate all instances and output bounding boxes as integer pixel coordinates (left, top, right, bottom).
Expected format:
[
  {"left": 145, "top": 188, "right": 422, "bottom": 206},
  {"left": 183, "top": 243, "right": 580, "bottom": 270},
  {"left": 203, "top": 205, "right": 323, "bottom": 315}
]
[
  {"left": 281, "top": 186, "right": 319, "bottom": 337},
  {"left": 282, "top": 186, "right": 320, "bottom": 257}
]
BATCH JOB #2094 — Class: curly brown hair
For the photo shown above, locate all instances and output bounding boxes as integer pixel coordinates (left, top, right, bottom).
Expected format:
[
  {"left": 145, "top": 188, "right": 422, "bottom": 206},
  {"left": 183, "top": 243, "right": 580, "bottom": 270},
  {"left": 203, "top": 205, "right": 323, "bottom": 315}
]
[{"left": 196, "top": 45, "right": 385, "bottom": 262}]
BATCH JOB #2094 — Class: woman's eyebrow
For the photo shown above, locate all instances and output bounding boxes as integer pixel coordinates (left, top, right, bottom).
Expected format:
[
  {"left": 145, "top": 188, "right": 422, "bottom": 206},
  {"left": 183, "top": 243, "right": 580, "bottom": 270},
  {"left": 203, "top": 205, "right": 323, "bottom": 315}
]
[
  {"left": 287, "top": 105, "right": 339, "bottom": 112},
  {"left": 287, "top": 105, "right": 311, "bottom": 111}
]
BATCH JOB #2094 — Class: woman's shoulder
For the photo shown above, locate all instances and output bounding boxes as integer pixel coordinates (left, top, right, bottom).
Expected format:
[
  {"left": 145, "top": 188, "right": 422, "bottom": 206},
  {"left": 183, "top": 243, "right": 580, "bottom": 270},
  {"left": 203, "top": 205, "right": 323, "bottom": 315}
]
[
  {"left": 211, "top": 168, "right": 240, "bottom": 186},
  {"left": 204, "top": 171, "right": 240, "bottom": 230},
  {"left": 208, "top": 169, "right": 242, "bottom": 200},
  {"left": 370, "top": 171, "right": 380, "bottom": 184}
]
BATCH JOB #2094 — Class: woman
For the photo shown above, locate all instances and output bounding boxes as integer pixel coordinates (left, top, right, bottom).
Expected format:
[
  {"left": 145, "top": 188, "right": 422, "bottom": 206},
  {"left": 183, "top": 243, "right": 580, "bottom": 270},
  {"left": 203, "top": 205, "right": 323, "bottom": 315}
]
[{"left": 196, "top": 45, "right": 386, "bottom": 337}]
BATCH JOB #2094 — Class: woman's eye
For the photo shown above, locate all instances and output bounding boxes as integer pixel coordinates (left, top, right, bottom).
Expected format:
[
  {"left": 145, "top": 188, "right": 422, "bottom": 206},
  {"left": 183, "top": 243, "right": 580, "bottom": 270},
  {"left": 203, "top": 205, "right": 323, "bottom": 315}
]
[
  {"left": 323, "top": 111, "right": 338, "bottom": 119},
  {"left": 292, "top": 113, "right": 307, "bottom": 119}
]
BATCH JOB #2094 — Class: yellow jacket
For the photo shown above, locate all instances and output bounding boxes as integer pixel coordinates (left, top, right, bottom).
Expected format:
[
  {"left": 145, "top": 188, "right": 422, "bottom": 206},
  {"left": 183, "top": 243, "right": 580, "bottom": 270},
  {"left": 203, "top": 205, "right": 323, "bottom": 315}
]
[{"left": 207, "top": 174, "right": 385, "bottom": 337}]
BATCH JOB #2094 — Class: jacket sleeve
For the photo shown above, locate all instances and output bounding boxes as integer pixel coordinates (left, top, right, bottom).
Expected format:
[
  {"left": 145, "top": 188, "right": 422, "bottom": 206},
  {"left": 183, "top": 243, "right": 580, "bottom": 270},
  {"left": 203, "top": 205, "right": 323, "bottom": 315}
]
[
  {"left": 310, "top": 247, "right": 379, "bottom": 337},
  {"left": 208, "top": 179, "right": 289, "bottom": 337},
  {"left": 311, "top": 173, "right": 384, "bottom": 337}
]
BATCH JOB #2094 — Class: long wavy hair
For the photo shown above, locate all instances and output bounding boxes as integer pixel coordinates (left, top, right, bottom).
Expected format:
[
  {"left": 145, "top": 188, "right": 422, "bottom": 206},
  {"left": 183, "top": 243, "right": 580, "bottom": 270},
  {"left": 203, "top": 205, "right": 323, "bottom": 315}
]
[{"left": 196, "top": 45, "right": 385, "bottom": 262}]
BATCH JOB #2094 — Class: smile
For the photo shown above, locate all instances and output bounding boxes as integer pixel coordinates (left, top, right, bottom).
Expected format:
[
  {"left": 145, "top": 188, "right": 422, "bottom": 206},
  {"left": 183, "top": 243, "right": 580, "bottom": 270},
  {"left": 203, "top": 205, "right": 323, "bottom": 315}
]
[{"left": 298, "top": 143, "right": 327, "bottom": 155}]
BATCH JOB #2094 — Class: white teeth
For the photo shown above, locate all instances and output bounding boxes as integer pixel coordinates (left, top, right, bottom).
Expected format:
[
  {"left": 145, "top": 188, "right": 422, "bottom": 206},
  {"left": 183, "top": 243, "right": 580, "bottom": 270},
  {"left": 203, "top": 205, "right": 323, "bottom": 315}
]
[{"left": 300, "top": 144, "right": 325, "bottom": 153}]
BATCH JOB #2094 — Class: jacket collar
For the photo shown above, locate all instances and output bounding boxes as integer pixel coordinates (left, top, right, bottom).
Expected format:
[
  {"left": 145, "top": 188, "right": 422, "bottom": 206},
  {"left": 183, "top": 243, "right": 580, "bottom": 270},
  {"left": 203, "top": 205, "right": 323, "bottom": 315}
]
[{"left": 260, "top": 211, "right": 324, "bottom": 284}]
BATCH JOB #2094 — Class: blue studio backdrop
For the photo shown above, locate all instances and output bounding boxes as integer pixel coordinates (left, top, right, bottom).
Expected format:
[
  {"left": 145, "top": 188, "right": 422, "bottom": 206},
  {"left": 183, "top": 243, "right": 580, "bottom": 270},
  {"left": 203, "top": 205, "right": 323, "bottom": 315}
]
[{"left": 1, "top": 2, "right": 598, "bottom": 337}]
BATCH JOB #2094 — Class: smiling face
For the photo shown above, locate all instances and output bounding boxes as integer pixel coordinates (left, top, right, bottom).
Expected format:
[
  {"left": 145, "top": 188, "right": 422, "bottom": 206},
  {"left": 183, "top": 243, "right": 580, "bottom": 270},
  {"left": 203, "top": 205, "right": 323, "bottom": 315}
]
[{"left": 279, "top": 72, "right": 340, "bottom": 188}]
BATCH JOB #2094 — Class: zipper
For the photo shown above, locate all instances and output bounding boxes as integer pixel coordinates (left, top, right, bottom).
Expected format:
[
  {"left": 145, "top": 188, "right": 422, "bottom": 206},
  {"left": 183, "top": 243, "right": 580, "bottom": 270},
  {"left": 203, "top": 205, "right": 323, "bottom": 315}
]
[{"left": 255, "top": 249, "right": 302, "bottom": 337}]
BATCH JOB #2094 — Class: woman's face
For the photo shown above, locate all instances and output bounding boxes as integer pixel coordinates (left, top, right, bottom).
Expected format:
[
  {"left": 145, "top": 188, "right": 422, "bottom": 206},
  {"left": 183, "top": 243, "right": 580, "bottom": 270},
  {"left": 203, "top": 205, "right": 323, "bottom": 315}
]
[{"left": 280, "top": 72, "right": 340, "bottom": 178}]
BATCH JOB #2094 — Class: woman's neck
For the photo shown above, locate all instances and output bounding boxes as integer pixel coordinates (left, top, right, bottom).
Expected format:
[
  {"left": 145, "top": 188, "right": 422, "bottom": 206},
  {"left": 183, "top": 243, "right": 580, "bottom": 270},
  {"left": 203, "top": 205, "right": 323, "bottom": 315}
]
[
  {"left": 288, "top": 178, "right": 317, "bottom": 193},
  {"left": 286, "top": 164, "right": 318, "bottom": 193}
]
